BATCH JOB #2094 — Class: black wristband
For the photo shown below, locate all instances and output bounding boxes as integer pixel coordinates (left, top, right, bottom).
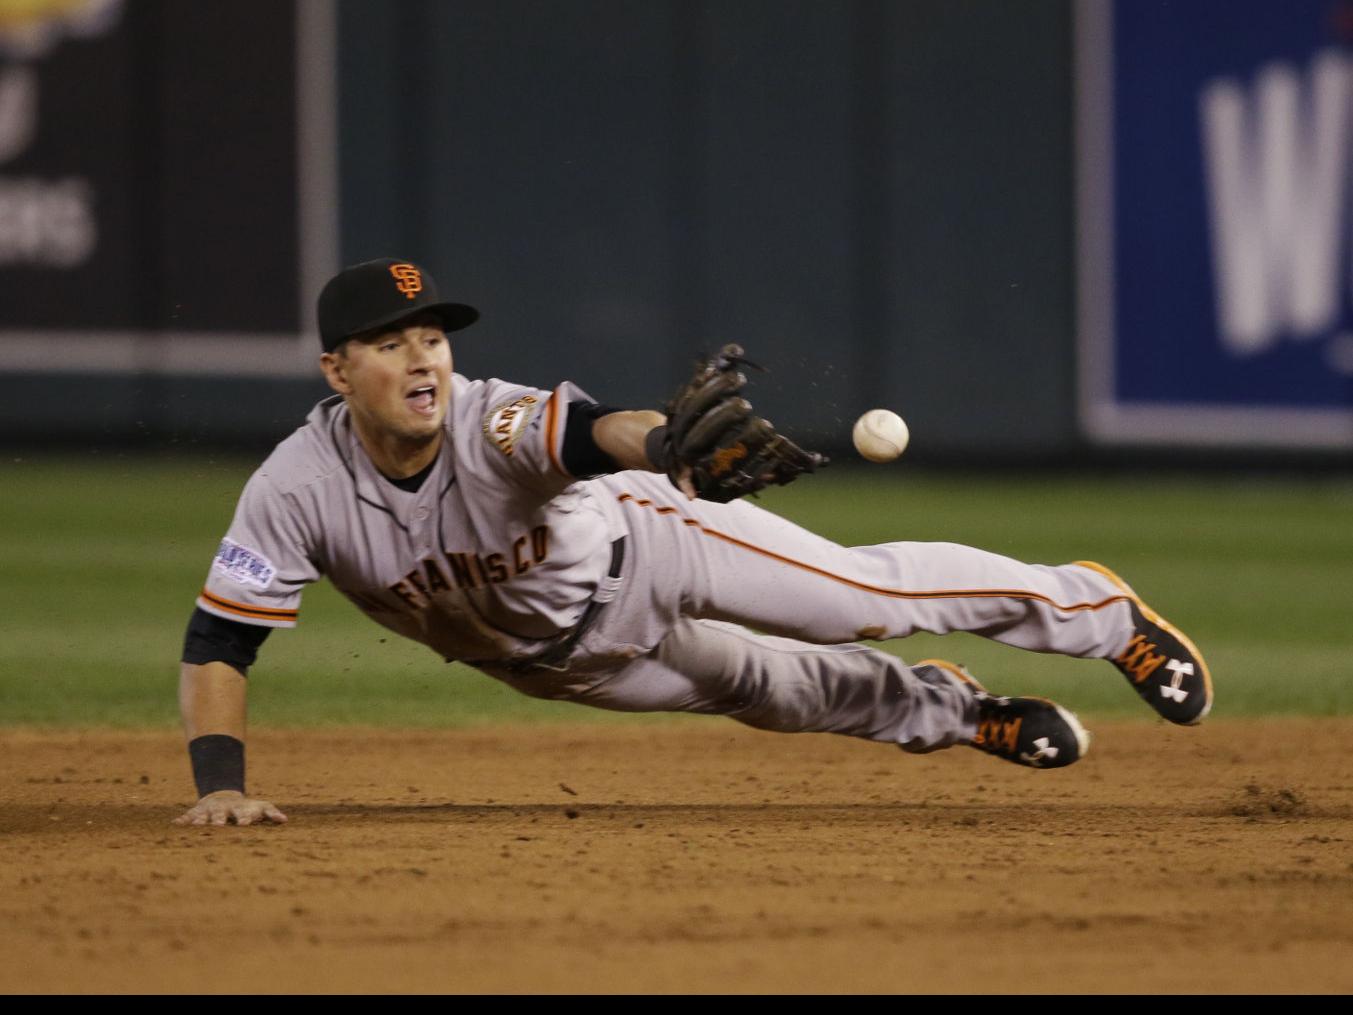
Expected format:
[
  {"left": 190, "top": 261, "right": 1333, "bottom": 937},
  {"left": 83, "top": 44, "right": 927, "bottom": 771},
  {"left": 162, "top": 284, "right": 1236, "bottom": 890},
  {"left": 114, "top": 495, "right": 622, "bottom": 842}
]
[
  {"left": 643, "top": 424, "right": 670, "bottom": 470},
  {"left": 188, "top": 734, "right": 245, "bottom": 797}
]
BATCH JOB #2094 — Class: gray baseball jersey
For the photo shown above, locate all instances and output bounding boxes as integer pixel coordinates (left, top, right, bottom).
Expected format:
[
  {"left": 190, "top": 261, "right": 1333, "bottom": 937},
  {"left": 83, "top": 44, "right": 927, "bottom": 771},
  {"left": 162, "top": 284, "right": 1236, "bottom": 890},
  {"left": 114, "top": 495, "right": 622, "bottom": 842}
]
[
  {"left": 199, "top": 376, "right": 620, "bottom": 663},
  {"left": 200, "top": 376, "right": 1142, "bottom": 752}
]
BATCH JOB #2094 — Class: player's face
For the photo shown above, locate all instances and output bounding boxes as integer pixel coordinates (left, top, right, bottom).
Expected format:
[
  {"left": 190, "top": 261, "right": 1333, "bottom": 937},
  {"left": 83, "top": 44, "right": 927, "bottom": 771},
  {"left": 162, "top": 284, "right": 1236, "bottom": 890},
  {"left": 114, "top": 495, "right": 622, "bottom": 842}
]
[{"left": 320, "top": 315, "right": 453, "bottom": 443}]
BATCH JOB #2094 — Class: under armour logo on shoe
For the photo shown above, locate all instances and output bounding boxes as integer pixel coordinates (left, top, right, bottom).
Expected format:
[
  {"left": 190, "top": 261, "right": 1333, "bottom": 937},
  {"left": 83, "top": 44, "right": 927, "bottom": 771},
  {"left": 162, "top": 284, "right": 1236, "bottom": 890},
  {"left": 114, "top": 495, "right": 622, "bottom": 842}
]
[
  {"left": 1159, "top": 658, "right": 1194, "bottom": 703},
  {"left": 1019, "top": 736, "right": 1059, "bottom": 766}
]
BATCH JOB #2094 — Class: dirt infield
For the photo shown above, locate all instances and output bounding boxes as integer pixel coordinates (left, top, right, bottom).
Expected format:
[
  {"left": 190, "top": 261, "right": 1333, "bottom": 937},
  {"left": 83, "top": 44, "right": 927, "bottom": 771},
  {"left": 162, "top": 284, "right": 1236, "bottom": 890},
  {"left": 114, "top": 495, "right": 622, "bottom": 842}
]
[{"left": 3, "top": 719, "right": 1352, "bottom": 993}]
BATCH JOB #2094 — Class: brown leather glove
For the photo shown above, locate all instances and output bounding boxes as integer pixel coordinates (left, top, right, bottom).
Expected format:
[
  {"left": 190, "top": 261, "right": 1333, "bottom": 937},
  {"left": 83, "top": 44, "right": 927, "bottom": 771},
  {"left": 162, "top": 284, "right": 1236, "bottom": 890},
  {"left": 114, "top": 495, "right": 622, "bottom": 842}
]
[{"left": 645, "top": 344, "right": 828, "bottom": 503}]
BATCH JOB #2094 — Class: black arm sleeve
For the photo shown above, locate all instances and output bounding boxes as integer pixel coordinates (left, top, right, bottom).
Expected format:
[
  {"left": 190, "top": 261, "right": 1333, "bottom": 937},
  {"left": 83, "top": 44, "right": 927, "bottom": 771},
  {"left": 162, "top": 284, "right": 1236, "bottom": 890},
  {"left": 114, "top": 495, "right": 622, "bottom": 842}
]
[
  {"left": 560, "top": 400, "right": 625, "bottom": 477},
  {"left": 182, "top": 607, "right": 272, "bottom": 675}
]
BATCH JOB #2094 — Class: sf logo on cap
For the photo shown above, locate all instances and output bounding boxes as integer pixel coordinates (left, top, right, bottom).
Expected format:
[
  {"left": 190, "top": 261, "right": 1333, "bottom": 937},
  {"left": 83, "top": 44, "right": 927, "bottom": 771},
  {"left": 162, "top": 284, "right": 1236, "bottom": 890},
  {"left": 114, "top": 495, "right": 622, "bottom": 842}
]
[{"left": 390, "top": 263, "right": 422, "bottom": 300}]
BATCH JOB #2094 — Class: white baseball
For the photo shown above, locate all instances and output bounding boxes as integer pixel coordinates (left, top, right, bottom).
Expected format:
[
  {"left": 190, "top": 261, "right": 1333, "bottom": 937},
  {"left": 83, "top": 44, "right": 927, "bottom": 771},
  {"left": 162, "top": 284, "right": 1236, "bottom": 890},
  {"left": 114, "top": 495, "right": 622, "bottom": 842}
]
[{"left": 852, "top": 409, "right": 910, "bottom": 463}]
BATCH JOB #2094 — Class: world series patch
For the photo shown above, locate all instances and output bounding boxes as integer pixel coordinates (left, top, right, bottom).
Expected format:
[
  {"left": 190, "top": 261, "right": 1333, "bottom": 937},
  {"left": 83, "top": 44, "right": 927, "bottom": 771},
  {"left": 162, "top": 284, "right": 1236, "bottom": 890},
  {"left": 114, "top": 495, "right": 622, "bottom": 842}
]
[
  {"left": 483, "top": 393, "right": 541, "bottom": 457},
  {"left": 212, "top": 538, "right": 277, "bottom": 589}
]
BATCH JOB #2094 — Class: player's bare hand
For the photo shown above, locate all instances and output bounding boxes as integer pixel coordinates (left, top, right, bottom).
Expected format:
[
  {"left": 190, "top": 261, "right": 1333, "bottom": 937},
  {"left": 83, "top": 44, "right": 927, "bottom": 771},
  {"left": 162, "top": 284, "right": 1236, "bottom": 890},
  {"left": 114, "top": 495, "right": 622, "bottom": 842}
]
[{"left": 172, "top": 790, "right": 288, "bottom": 827}]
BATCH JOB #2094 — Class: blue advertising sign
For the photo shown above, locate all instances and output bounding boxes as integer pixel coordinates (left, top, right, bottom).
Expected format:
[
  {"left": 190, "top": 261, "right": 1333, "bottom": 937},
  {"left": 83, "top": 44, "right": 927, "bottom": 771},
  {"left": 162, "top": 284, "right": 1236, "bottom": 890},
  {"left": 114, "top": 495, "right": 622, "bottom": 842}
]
[{"left": 1077, "top": 0, "right": 1353, "bottom": 446}]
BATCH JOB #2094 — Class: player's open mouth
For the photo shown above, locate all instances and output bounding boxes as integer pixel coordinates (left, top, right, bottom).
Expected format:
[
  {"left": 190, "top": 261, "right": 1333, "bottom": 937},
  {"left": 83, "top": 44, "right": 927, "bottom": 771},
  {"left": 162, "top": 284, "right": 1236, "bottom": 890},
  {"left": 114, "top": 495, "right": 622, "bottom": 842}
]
[{"left": 406, "top": 384, "right": 437, "bottom": 416}]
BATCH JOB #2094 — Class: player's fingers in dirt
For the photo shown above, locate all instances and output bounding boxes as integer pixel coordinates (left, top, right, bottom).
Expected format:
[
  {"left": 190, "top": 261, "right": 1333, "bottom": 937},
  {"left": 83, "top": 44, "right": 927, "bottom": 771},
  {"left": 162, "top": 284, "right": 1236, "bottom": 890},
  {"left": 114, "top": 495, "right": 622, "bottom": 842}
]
[
  {"left": 172, "top": 796, "right": 288, "bottom": 827},
  {"left": 236, "top": 802, "right": 288, "bottom": 826},
  {"left": 170, "top": 807, "right": 210, "bottom": 826}
]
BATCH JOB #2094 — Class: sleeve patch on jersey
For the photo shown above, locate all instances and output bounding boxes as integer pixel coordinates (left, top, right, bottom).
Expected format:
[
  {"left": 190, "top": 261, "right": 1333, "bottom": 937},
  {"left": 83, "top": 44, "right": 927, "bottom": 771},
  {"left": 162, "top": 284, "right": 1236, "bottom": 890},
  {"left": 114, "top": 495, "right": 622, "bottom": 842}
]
[
  {"left": 482, "top": 393, "right": 541, "bottom": 457},
  {"left": 211, "top": 538, "right": 277, "bottom": 589}
]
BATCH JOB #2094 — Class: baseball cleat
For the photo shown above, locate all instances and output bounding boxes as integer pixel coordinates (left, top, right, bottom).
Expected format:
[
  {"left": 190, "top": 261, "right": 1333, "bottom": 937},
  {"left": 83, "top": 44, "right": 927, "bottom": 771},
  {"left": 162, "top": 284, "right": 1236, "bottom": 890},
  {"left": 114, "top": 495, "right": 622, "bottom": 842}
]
[
  {"left": 919, "top": 659, "right": 1090, "bottom": 769},
  {"left": 1075, "top": 561, "right": 1214, "bottom": 725}
]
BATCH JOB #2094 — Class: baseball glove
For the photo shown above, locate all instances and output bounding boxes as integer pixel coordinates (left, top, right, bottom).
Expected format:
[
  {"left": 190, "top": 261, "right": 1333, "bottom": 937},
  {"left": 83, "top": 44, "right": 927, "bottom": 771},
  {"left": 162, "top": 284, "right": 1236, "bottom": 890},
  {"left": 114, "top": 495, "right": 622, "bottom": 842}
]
[{"left": 645, "top": 344, "right": 828, "bottom": 503}]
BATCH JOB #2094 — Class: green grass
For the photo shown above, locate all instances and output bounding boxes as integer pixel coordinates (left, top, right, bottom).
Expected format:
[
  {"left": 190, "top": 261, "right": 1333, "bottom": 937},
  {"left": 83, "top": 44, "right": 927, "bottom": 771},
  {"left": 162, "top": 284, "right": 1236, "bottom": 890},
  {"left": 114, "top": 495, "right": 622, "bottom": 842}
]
[{"left": 2, "top": 455, "right": 1351, "bottom": 727}]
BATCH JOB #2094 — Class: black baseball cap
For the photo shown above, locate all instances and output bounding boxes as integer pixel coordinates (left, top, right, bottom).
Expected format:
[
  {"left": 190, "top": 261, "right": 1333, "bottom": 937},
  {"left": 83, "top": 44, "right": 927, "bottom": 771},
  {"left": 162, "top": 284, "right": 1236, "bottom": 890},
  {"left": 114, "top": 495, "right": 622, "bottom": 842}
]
[{"left": 317, "top": 257, "right": 479, "bottom": 352}]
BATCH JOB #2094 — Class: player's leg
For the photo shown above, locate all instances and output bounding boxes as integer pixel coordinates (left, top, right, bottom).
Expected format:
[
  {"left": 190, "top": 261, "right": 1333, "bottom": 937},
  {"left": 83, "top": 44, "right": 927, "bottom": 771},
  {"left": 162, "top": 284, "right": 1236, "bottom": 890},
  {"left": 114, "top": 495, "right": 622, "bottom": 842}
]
[
  {"left": 578, "top": 619, "right": 976, "bottom": 750},
  {"left": 603, "top": 473, "right": 1131, "bottom": 655},
  {"left": 593, "top": 473, "right": 1209, "bottom": 724},
  {"left": 485, "top": 619, "right": 1088, "bottom": 767}
]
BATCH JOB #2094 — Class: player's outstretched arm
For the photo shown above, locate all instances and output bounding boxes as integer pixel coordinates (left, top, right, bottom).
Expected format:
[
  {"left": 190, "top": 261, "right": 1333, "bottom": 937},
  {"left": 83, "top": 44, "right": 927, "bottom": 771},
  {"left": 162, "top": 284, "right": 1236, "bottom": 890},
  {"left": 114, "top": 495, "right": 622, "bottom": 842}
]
[
  {"left": 174, "top": 660, "right": 287, "bottom": 826},
  {"left": 592, "top": 409, "right": 667, "bottom": 472}
]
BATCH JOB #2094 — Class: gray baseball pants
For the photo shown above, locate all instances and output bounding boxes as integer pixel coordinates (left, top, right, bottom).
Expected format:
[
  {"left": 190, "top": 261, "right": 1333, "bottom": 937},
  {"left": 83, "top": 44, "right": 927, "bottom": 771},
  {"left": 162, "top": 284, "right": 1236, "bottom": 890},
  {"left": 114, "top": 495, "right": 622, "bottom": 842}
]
[{"left": 485, "top": 473, "right": 1136, "bottom": 752}]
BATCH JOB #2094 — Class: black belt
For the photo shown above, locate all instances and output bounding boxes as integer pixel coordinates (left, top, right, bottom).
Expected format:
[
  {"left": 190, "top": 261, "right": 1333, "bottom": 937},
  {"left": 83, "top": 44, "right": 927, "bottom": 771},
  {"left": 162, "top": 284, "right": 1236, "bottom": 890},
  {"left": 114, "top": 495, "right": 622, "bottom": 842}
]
[{"left": 502, "top": 536, "right": 626, "bottom": 674}]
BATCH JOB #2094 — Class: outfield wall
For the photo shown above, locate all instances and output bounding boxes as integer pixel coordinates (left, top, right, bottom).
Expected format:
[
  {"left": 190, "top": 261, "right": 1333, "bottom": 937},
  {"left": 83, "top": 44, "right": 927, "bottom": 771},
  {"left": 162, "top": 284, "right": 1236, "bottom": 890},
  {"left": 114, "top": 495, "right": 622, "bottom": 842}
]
[
  {"left": 335, "top": 0, "right": 1077, "bottom": 459},
  {"left": 0, "top": 0, "right": 1077, "bottom": 457}
]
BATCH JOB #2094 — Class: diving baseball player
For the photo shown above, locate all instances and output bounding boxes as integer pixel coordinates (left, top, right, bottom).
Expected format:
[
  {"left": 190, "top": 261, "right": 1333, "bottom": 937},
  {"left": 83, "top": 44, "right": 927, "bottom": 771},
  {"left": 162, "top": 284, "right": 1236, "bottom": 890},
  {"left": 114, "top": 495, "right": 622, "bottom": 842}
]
[{"left": 175, "top": 258, "right": 1212, "bottom": 826}]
